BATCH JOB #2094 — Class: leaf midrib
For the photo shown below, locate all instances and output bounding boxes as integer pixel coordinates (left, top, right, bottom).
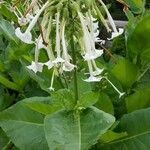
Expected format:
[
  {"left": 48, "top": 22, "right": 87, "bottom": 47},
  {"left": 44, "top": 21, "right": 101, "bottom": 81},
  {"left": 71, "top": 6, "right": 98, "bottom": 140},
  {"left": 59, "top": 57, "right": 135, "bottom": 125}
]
[{"left": 102, "top": 130, "right": 150, "bottom": 146}]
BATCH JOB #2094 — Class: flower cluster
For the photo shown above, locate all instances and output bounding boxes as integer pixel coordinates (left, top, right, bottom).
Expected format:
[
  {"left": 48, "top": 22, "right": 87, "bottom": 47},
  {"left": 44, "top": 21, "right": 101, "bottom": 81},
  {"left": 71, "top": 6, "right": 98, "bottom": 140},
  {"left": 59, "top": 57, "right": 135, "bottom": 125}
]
[{"left": 11, "top": 0, "right": 125, "bottom": 97}]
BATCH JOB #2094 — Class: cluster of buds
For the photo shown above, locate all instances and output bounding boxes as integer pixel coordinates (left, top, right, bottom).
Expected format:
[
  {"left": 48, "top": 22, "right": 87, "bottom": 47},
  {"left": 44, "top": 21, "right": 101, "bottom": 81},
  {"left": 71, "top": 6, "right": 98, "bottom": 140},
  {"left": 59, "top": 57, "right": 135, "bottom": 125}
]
[{"left": 11, "top": 0, "right": 125, "bottom": 97}]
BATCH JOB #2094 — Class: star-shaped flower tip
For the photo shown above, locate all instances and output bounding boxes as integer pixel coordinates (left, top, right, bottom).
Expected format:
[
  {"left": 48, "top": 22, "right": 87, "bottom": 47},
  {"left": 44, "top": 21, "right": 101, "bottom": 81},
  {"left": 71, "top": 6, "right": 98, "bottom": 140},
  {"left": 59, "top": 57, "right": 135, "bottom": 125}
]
[
  {"left": 119, "top": 92, "right": 125, "bottom": 98},
  {"left": 62, "top": 61, "right": 76, "bottom": 72},
  {"left": 108, "top": 28, "right": 124, "bottom": 40},
  {"left": 52, "top": 57, "right": 65, "bottom": 64},
  {"left": 83, "top": 50, "right": 103, "bottom": 61},
  {"left": 44, "top": 60, "right": 54, "bottom": 69},
  {"left": 93, "top": 68, "right": 104, "bottom": 76},
  {"left": 48, "top": 86, "right": 55, "bottom": 91},
  {"left": 27, "top": 61, "right": 44, "bottom": 73},
  {"left": 15, "top": 27, "right": 33, "bottom": 44}
]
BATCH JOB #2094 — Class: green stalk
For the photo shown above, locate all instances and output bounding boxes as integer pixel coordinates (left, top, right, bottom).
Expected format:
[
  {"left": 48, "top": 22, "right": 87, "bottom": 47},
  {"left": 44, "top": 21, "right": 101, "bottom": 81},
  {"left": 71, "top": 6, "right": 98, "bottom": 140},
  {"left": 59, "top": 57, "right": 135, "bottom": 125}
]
[{"left": 70, "top": 35, "right": 79, "bottom": 101}]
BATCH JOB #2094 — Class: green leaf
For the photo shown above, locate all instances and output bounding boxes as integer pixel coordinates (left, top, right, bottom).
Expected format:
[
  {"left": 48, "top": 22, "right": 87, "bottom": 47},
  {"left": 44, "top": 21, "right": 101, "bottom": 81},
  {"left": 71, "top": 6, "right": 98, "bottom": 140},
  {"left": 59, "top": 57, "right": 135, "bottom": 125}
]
[
  {"left": 69, "top": 72, "right": 92, "bottom": 97},
  {"left": 0, "top": 4, "right": 17, "bottom": 21},
  {"left": 6, "top": 42, "right": 33, "bottom": 61},
  {"left": 24, "top": 96, "right": 63, "bottom": 115},
  {"left": 51, "top": 89, "right": 76, "bottom": 111},
  {"left": 141, "top": 48, "right": 150, "bottom": 63},
  {"left": 98, "top": 108, "right": 150, "bottom": 150},
  {"left": 126, "top": 86, "right": 150, "bottom": 112},
  {"left": 0, "top": 91, "right": 15, "bottom": 111},
  {"left": 0, "top": 19, "right": 17, "bottom": 42},
  {"left": 76, "top": 91, "right": 99, "bottom": 109},
  {"left": 0, "top": 99, "right": 49, "bottom": 150},
  {"left": 100, "top": 130, "right": 127, "bottom": 143},
  {"left": 111, "top": 58, "right": 139, "bottom": 89},
  {"left": 127, "top": 14, "right": 150, "bottom": 60},
  {"left": 95, "top": 92, "right": 114, "bottom": 115},
  {"left": 0, "top": 128, "right": 9, "bottom": 149},
  {"left": 123, "top": 0, "right": 145, "bottom": 14},
  {"left": 44, "top": 106, "right": 115, "bottom": 150}
]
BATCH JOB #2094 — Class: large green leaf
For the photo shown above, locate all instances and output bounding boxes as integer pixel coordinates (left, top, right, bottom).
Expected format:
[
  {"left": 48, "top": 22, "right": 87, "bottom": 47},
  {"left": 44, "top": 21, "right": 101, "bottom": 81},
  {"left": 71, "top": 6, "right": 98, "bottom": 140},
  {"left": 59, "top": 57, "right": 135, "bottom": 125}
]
[
  {"left": 44, "top": 106, "right": 115, "bottom": 150},
  {"left": 111, "top": 58, "right": 139, "bottom": 89},
  {"left": 98, "top": 108, "right": 150, "bottom": 150},
  {"left": 24, "top": 96, "right": 63, "bottom": 115},
  {"left": 127, "top": 14, "right": 150, "bottom": 61},
  {"left": 0, "top": 97, "right": 49, "bottom": 150},
  {"left": 126, "top": 86, "right": 150, "bottom": 112}
]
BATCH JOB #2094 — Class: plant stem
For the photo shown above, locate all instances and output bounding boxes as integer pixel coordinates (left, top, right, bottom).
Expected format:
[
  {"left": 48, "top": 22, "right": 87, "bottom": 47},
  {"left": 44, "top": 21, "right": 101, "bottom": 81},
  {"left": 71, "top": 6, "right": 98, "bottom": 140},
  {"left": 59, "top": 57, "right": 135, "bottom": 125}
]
[{"left": 71, "top": 35, "right": 79, "bottom": 101}]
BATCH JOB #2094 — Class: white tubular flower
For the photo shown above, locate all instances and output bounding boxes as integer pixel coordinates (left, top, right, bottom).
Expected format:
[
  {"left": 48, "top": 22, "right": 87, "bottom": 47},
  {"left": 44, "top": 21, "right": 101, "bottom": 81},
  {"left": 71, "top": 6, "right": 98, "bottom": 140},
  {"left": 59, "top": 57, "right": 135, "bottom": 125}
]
[
  {"left": 36, "top": 36, "right": 46, "bottom": 49},
  {"left": 53, "top": 12, "right": 64, "bottom": 64},
  {"left": 36, "top": 36, "right": 54, "bottom": 70},
  {"left": 27, "top": 61, "right": 44, "bottom": 73},
  {"left": 15, "top": 1, "right": 49, "bottom": 44},
  {"left": 92, "top": 60, "right": 104, "bottom": 76},
  {"left": 12, "top": 7, "right": 29, "bottom": 26},
  {"left": 27, "top": 36, "right": 44, "bottom": 73},
  {"left": 104, "top": 77, "right": 125, "bottom": 98},
  {"left": 48, "top": 70, "right": 55, "bottom": 91},
  {"left": 108, "top": 28, "right": 124, "bottom": 40},
  {"left": 83, "top": 50, "right": 103, "bottom": 61},
  {"left": 78, "top": 12, "right": 103, "bottom": 61},
  {"left": 15, "top": 27, "right": 33, "bottom": 44},
  {"left": 98, "top": 0, "right": 117, "bottom": 33},
  {"left": 97, "top": 0, "right": 124, "bottom": 40},
  {"left": 84, "top": 61, "right": 102, "bottom": 82},
  {"left": 61, "top": 21, "right": 75, "bottom": 72}
]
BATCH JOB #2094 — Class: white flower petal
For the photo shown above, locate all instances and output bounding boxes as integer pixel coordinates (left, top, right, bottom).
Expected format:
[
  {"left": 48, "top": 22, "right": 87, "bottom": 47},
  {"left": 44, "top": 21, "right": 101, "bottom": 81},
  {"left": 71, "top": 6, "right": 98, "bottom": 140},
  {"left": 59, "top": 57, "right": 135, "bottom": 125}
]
[
  {"left": 27, "top": 61, "right": 44, "bottom": 73},
  {"left": 15, "top": 27, "right": 33, "bottom": 44},
  {"left": 37, "top": 37, "right": 46, "bottom": 49},
  {"left": 44, "top": 60, "right": 54, "bottom": 69},
  {"left": 84, "top": 75, "right": 102, "bottom": 82},
  {"left": 108, "top": 28, "right": 124, "bottom": 40},
  {"left": 83, "top": 50, "right": 103, "bottom": 61},
  {"left": 62, "top": 61, "right": 76, "bottom": 72},
  {"left": 18, "top": 17, "right": 29, "bottom": 26},
  {"left": 93, "top": 68, "right": 104, "bottom": 76},
  {"left": 52, "top": 57, "right": 65, "bottom": 64}
]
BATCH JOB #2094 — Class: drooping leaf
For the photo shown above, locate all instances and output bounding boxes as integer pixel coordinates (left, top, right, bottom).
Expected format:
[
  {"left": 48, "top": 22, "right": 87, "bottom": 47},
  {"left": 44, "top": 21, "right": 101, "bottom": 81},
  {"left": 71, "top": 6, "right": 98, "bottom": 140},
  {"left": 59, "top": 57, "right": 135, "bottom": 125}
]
[
  {"left": 0, "top": 98, "right": 49, "bottom": 150},
  {"left": 44, "top": 106, "right": 115, "bottom": 150},
  {"left": 24, "top": 96, "right": 63, "bottom": 115},
  {"left": 97, "top": 108, "right": 150, "bottom": 150}
]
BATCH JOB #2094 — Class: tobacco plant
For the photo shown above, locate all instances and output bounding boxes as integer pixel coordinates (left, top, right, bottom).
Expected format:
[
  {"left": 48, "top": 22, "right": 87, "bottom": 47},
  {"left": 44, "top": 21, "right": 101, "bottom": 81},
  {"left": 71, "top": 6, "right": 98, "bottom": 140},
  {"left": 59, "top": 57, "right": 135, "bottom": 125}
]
[{"left": 0, "top": 0, "right": 150, "bottom": 150}]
